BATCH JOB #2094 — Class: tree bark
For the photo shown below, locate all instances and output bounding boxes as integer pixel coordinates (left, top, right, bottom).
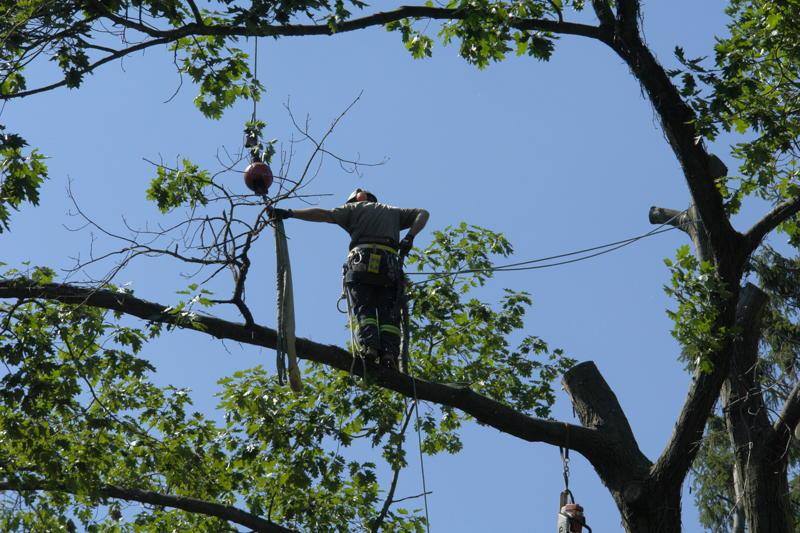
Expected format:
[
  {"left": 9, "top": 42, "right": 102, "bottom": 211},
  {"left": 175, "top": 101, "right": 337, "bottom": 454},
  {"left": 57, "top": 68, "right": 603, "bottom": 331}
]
[
  {"left": 563, "top": 363, "right": 684, "bottom": 533},
  {"left": 652, "top": 202, "right": 794, "bottom": 532},
  {"left": 721, "top": 284, "right": 794, "bottom": 532}
]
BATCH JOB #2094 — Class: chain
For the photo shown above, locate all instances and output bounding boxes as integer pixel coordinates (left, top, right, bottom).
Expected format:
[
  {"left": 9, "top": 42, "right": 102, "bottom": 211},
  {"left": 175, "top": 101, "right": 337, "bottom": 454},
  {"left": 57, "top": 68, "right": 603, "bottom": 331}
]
[{"left": 560, "top": 445, "right": 570, "bottom": 493}]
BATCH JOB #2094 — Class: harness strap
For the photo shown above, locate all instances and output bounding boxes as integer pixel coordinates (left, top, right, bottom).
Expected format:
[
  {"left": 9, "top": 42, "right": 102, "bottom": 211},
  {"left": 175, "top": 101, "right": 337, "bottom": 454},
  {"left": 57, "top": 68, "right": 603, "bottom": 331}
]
[
  {"left": 379, "top": 324, "right": 402, "bottom": 336},
  {"left": 349, "top": 236, "right": 398, "bottom": 250},
  {"left": 350, "top": 243, "right": 399, "bottom": 255}
]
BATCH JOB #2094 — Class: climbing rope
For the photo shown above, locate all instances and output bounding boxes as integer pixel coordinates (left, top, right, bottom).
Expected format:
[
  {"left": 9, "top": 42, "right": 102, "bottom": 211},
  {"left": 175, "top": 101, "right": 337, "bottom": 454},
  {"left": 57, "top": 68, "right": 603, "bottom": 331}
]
[
  {"left": 408, "top": 215, "right": 687, "bottom": 286},
  {"left": 252, "top": 36, "right": 258, "bottom": 123},
  {"left": 411, "top": 376, "right": 431, "bottom": 533}
]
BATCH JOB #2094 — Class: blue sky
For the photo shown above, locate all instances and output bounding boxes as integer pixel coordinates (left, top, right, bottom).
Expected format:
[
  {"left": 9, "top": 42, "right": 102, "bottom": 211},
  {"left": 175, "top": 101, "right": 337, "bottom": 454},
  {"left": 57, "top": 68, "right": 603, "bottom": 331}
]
[{"left": 1, "top": 1, "right": 768, "bottom": 530}]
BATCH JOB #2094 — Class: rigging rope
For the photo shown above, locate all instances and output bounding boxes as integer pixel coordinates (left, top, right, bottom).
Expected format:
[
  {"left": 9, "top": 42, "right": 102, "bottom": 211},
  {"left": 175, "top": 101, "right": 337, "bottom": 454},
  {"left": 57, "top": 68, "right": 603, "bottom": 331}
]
[
  {"left": 408, "top": 218, "right": 685, "bottom": 286},
  {"left": 411, "top": 377, "right": 431, "bottom": 533},
  {"left": 252, "top": 36, "right": 259, "bottom": 123}
]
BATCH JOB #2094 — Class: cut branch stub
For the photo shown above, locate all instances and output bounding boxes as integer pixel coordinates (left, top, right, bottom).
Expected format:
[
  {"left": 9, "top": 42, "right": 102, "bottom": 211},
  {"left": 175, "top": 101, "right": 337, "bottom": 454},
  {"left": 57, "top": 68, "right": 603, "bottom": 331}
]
[
  {"left": 562, "top": 361, "right": 651, "bottom": 487},
  {"left": 563, "top": 362, "right": 637, "bottom": 440},
  {"left": 649, "top": 205, "right": 713, "bottom": 262}
]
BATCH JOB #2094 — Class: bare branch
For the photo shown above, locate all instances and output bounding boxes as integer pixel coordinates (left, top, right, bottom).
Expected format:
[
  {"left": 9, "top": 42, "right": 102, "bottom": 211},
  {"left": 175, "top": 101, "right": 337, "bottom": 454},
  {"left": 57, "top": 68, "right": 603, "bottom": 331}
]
[
  {"left": 371, "top": 403, "right": 415, "bottom": 532},
  {"left": 0, "top": 481, "right": 293, "bottom": 532},
  {"left": 185, "top": 0, "right": 204, "bottom": 25},
  {"left": 2, "top": 36, "right": 174, "bottom": 100}
]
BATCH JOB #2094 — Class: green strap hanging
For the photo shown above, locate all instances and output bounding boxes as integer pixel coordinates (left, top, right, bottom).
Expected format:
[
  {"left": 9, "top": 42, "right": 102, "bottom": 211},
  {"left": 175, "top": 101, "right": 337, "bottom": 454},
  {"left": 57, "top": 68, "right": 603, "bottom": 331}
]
[{"left": 275, "top": 219, "right": 302, "bottom": 392}]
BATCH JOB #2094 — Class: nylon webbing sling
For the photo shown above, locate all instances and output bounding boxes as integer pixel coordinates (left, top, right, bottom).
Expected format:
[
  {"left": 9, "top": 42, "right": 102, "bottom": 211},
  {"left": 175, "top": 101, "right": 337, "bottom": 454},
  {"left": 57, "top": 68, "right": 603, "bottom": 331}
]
[{"left": 275, "top": 219, "right": 302, "bottom": 392}]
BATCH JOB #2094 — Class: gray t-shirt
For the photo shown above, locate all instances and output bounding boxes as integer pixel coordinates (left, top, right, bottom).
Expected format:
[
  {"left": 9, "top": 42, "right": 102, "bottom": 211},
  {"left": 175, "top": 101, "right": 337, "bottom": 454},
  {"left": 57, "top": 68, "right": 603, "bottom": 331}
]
[{"left": 331, "top": 201, "right": 421, "bottom": 245}]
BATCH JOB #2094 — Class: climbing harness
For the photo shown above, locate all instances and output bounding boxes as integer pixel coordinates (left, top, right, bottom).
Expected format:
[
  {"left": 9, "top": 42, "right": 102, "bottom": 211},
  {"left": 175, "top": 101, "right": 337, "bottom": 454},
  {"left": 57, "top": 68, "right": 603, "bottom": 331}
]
[
  {"left": 557, "top": 444, "right": 591, "bottom": 532},
  {"left": 336, "top": 237, "right": 408, "bottom": 366},
  {"left": 337, "top": 238, "right": 412, "bottom": 372}
]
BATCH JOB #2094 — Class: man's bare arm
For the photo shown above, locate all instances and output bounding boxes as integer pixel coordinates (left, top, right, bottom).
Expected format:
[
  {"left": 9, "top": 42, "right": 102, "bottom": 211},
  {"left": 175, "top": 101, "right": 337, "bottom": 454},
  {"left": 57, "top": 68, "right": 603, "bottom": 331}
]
[
  {"left": 288, "top": 208, "right": 336, "bottom": 223},
  {"left": 407, "top": 209, "right": 429, "bottom": 237}
]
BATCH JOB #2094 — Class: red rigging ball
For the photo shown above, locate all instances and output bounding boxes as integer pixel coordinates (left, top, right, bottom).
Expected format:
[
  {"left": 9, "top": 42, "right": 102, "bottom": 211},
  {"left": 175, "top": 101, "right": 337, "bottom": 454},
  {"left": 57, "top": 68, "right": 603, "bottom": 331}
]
[{"left": 244, "top": 162, "right": 273, "bottom": 194}]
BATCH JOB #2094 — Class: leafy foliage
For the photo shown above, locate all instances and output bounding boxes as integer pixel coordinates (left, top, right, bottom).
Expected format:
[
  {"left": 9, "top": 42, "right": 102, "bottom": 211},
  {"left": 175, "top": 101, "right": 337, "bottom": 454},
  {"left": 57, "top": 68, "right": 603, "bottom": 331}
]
[
  {"left": 0, "top": 224, "right": 570, "bottom": 529},
  {"left": 146, "top": 158, "right": 212, "bottom": 212},
  {"left": 663, "top": 245, "right": 732, "bottom": 373},
  {"left": 438, "top": 0, "right": 556, "bottom": 67},
  {"left": 668, "top": 1, "right": 800, "bottom": 218},
  {"left": 690, "top": 416, "right": 738, "bottom": 532},
  {"left": 0, "top": 125, "right": 47, "bottom": 233},
  {"left": 406, "top": 223, "right": 574, "bottom": 420},
  {"left": 171, "top": 34, "right": 261, "bottom": 119}
]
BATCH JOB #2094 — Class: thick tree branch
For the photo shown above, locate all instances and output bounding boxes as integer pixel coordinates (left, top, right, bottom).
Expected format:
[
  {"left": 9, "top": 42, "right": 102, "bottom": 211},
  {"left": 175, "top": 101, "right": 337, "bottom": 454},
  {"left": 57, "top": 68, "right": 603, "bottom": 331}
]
[
  {"left": 652, "top": 284, "right": 763, "bottom": 486},
  {"left": 648, "top": 207, "right": 687, "bottom": 228},
  {"left": 615, "top": 0, "right": 640, "bottom": 35},
  {"left": 721, "top": 284, "right": 770, "bottom": 447},
  {"left": 2, "top": 37, "right": 174, "bottom": 100},
  {"left": 2, "top": 6, "right": 604, "bottom": 101},
  {"left": 744, "top": 196, "right": 800, "bottom": 256},
  {"left": 718, "top": 283, "right": 796, "bottom": 532},
  {"left": 589, "top": 0, "right": 615, "bottom": 28},
  {"left": 0, "top": 481, "right": 293, "bottom": 532},
  {"left": 105, "top": 6, "right": 605, "bottom": 40},
  {"left": 185, "top": 0, "right": 203, "bottom": 25},
  {"left": 773, "top": 381, "right": 800, "bottom": 450},
  {"left": 610, "top": 34, "right": 743, "bottom": 268},
  {"left": 650, "top": 205, "right": 712, "bottom": 262},
  {"left": 563, "top": 362, "right": 651, "bottom": 489},
  {"left": 0, "top": 279, "right": 607, "bottom": 463}
]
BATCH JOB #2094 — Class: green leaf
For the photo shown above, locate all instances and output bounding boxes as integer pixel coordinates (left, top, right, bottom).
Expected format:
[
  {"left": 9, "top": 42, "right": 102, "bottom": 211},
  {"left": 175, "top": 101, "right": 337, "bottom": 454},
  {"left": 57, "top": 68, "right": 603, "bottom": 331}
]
[{"left": 146, "top": 159, "right": 212, "bottom": 212}]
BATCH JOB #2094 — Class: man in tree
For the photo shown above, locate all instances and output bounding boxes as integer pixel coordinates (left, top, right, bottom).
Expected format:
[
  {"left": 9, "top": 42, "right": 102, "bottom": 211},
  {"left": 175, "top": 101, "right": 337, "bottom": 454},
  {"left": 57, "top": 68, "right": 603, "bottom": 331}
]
[{"left": 270, "top": 189, "right": 429, "bottom": 367}]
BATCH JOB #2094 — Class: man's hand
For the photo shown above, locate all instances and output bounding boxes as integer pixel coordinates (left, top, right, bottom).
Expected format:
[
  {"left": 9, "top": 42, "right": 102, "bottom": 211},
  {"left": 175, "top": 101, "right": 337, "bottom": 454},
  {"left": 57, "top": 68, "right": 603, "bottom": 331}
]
[
  {"left": 267, "top": 207, "right": 293, "bottom": 221},
  {"left": 399, "top": 234, "right": 414, "bottom": 256}
]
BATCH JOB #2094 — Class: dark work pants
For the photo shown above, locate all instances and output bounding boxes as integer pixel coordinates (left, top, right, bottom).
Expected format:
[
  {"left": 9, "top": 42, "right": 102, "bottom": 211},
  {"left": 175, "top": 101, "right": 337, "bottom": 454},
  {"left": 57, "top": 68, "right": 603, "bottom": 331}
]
[{"left": 346, "top": 282, "right": 401, "bottom": 358}]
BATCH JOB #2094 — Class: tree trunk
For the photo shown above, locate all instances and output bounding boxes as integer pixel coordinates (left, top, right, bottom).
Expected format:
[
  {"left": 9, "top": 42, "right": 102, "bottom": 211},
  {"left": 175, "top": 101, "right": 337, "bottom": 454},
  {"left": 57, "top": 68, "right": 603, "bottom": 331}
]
[
  {"left": 612, "top": 488, "right": 682, "bottom": 533},
  {"left": 721, "top": 283, "right": 794, "bottom": 532},
  {"left": 735, "top": 447, "right": 792, "bottom": 532},
  {"left": 562, "top": 363, "right": 684, "bottom": 533}
]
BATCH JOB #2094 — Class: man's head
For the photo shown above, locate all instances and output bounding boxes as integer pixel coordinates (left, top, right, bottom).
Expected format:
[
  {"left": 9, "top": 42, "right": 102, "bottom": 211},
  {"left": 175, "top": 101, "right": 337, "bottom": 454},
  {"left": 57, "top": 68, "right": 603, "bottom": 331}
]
[{"left": 346, "top": 188, "right": 378, "bottom": 204}]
